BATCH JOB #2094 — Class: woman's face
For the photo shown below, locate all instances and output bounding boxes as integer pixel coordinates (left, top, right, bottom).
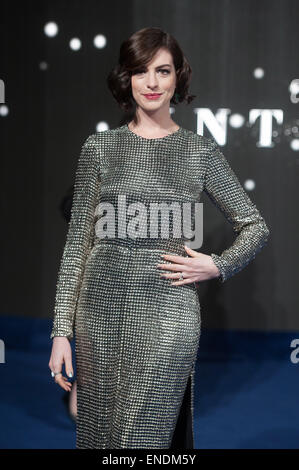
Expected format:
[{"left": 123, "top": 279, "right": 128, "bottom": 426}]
[{"left": 130, "top": 48, "right": 177, "bottom": 112}]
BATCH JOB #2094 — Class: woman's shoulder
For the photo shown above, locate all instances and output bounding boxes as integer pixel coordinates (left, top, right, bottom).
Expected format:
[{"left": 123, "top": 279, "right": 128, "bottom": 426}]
[
  {"left": 78, "top": 128, "right": 120, "bottom": 152},
  {"left": 179, "top": 127, "right": 217, "bottom": 154},
  {"left": 180, "top": 126, "right": 213, "bottom": 142},
  {"left": 83, "top": 128, "right": 117, "bottom": 143}
]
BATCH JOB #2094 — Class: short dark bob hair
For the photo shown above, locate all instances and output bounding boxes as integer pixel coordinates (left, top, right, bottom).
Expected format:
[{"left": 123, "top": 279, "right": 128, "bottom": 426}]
[{"left": 107, "top": 27, "right": 196, "bottom": 124}]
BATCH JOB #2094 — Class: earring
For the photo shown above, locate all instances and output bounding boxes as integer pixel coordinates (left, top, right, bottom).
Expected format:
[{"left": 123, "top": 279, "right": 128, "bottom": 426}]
[{"left": 174, "top": 92, "right": 180, "bottom": 101}]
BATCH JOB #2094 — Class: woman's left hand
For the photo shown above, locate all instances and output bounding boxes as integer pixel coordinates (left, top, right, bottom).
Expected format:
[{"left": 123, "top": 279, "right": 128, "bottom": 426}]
[{"left": 157, "top": 245, "right": 220, "bottom": 286}]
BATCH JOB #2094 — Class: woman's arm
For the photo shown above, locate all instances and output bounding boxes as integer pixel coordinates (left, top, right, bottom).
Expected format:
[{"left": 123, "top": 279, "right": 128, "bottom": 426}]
[
  {"left": 204, "top": 139, "right": 270, "bottom": 283},
  {"left": 50, "top": 134, "right": 100, "bottom": 340}
]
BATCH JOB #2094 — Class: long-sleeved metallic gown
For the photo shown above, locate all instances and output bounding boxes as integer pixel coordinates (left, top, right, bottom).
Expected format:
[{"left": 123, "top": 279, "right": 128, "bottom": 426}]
[{"left": 50, "top": 124, "right": 270, "bottom": 449}]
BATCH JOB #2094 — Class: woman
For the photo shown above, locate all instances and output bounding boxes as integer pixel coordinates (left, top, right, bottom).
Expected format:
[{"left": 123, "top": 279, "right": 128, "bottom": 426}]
[{"left": 49, "top": 27, "right": 270, "bottom": 449}]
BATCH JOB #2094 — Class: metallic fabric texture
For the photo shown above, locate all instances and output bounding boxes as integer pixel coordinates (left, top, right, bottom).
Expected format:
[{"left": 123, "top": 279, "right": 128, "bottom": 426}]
[{"left": 50, "top": 124, "right": 270, "bottom": 448}]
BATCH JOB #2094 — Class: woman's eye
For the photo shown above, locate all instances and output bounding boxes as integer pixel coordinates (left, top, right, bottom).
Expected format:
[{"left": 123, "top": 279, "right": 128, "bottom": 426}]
[{"left": 134, "top": 69, "right": 170, "bottom": 75}]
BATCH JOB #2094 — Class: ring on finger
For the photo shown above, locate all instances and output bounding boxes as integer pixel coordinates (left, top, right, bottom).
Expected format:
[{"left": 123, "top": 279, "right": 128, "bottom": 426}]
[{"left": 51, "top": 371, "right": 62, "bottom": 378}]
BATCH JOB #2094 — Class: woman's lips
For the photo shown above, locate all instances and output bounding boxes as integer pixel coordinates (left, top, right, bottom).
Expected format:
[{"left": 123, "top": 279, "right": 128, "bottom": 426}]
[{"left": 143, "top": 94, "right": 162, "bottom": 100}]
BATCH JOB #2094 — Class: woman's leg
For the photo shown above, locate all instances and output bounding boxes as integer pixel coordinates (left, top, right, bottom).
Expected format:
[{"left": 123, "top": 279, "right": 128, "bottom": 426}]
[{"left": 170, "top": 375, "right": 193, "bottom": 449}]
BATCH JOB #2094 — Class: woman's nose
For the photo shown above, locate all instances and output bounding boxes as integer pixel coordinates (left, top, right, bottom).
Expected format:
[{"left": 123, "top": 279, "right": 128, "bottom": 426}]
[{"left": 145, "top": 73, "right": 159, "bottom": 88}]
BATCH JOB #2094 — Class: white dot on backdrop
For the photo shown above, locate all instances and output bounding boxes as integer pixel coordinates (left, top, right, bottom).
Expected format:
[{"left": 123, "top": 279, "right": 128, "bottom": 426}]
[
  {"left": 244, "top": 179, "right": 255, "bottom": 191},
  {"left": 253, "top": 68, "right": 264, "bottom": 79},
  {"left": 290, "top": 139, "right": 299, "bottom": 151},
  {"left": 69, "top": 38, "right": 82, "bottom": 51},
  {"left": 93, "top": 34, "right": 107, "bottom": 49},
  {"left": 39, "top": 61, "right": 48, "bottom": 70},
  {"left": 229, "top": 113, "right": 245, "bottom": 128},
  {"left": 44, "top": 22, "right": 59, "bottom": 37},
  {"left": 96, "top": 122, "right": 109, "bottom": 132},
  {"left": 0, "top": 105, "right": 9, "bottom": 116},
  {"left": 289, "top": 79, "right": 299, "bottom": 95}
]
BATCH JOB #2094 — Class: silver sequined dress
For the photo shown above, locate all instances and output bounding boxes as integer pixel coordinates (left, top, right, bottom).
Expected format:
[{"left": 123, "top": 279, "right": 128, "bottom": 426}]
[{"left": 50, "top": 124, "right": 270, "bottom": 449}]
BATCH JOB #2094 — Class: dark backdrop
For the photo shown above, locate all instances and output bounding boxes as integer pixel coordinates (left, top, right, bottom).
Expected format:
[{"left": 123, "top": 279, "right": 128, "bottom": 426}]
[{"left": 0, "top": 0, "right": 298, "bottom": 331}]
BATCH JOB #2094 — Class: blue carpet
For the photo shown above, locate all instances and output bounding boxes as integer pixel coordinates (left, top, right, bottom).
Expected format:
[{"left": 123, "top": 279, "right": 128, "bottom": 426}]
[{"left": 0, "top": 314, "right": 298, "bottom": 449}]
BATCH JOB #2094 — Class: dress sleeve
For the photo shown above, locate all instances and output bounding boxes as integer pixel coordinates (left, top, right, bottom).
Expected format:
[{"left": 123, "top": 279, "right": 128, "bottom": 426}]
[
  {"left": 50, "top": 134, "right": 100, "bottom": 340},
  {"left": 203, "top": 139, "right": 270, "bottom": 283}
]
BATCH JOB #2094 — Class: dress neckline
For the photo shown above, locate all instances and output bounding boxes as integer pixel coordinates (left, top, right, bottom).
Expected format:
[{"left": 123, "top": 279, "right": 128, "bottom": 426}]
[{"left": 123, "top": 123, "right": 182, "bottom": 141}]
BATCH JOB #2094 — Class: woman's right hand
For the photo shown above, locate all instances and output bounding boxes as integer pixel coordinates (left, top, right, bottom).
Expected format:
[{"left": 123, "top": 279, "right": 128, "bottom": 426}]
[{"left": 49, "top": 337, "right": 74, "bottom": 392}]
